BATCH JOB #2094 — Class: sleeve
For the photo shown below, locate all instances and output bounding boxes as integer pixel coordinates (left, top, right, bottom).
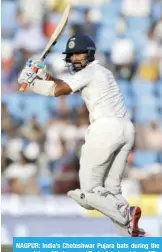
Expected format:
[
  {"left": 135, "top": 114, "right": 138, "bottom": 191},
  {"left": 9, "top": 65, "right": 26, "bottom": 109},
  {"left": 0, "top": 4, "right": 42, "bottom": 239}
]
[{"left": 62, "top": 68, "right": 92, "bottom": 93}]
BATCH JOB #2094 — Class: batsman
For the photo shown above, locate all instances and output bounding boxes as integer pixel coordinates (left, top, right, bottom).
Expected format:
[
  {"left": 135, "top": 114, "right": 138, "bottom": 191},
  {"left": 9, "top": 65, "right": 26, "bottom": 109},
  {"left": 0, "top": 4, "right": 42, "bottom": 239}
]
[{"left": 18, "top": 34, "right": 145, "bottom": 237}]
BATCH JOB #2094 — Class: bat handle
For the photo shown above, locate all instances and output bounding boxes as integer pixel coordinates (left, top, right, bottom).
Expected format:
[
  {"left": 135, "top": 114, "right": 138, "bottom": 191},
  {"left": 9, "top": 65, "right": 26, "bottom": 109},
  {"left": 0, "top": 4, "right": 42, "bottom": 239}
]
[
  {"left": 19, "top": 82, "right": 28, "bottom": 92},
  {"left": 19, "top": 66, "right": 39, "bottom": 92}
]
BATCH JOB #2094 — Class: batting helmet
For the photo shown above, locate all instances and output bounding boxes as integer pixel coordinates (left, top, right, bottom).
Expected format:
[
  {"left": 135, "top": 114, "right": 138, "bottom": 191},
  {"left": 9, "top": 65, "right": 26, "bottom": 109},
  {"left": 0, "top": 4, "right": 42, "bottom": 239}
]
[{"left": 62, "top": 34, "right": 96, "bottom": 55}]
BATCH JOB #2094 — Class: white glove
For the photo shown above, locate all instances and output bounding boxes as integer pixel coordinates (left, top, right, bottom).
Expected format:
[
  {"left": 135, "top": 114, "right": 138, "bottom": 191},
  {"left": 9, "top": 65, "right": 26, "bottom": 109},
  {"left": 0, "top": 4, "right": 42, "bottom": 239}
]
[
  {"left": 18, "top": 66, "right": 37, "bottom": 86},
  {"left": 26, "top": 59, "right": 48, "bottom": 80}
]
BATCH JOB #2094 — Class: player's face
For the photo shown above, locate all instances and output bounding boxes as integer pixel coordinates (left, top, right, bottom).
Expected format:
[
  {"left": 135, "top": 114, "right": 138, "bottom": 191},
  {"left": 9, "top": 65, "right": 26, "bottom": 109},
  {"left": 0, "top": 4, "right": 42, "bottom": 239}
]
[{"left": 71, "top": 53, "right": 88, "bottom": 70}]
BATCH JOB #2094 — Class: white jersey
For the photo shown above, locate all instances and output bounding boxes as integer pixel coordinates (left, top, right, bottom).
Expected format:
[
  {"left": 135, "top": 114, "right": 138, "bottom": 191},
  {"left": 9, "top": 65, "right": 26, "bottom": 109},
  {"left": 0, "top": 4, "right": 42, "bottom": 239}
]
[{"left": 64, "top": 60, "right": 128, "bottom": 123}]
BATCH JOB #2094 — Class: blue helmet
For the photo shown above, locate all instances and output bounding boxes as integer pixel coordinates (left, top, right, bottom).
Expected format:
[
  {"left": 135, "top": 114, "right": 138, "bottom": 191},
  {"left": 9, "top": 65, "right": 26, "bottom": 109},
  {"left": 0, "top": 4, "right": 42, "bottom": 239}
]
[{"left": 62, "top": 34, "right": 96, "bottom": 55}]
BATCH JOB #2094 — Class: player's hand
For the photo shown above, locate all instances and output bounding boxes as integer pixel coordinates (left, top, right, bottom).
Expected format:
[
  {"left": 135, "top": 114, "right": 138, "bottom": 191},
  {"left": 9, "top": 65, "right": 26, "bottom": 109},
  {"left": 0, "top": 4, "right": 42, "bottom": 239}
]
[
  {"left": 26, "top": 59, "right": 48, "bottom": 80},
  {"left": 18, "top": 66, "right": 37, "bottom": 86}
]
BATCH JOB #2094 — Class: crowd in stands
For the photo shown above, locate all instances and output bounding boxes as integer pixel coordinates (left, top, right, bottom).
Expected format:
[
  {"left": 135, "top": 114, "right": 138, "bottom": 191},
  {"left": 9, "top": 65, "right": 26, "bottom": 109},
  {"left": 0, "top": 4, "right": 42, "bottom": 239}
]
[{"left": 1, "top": 0, "right": 162, "bottom": 196}]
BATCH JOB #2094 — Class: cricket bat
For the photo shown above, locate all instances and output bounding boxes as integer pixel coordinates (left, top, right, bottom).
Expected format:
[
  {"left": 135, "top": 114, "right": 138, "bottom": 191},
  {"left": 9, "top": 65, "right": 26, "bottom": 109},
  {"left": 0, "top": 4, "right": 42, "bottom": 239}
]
[{"left": 19, "top": 4, "right": 71, "bottom": 92}]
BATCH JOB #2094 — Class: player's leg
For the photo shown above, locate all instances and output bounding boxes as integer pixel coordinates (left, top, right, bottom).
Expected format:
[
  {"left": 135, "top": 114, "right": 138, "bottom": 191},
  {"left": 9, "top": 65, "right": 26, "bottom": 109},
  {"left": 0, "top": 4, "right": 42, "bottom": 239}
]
[
  {"left": 68, "top": 118, "right": 116, "bottom": 210},
  {"left": 103, "top": 144, "right": 133, "bottom": 221},
  {"left": 103, "top": 120, "right": 145, "bottom": 236},
  {"left": 104, "top": 119, "right": 135, "bottom": 194},
  {"left": 78, "top": 119, "right": 131, "bottom": 227},
  {"left": 102, "top": 144, "right": 134, "bottom": 236},
  {"left": 68, "top": 119, "right": 145, "bottom": 236},
  {"left": 78, "top": 118, "right": 125, "bottom": 192},
  {"left": 68, "top": 146, "right": 140, "bottom": 237},
  {"left": 68, "top": 118, "right": 130, "bottom": 226}
]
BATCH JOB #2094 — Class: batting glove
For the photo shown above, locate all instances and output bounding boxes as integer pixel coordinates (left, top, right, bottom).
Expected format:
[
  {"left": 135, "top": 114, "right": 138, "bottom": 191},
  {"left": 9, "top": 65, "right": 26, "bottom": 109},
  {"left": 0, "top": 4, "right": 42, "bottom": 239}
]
[
  {"left": 26, "top": 59, "right": 49, "bottom": 80},
  {"left": 18, "top": 66, "right": 37, "bottom": 86}
]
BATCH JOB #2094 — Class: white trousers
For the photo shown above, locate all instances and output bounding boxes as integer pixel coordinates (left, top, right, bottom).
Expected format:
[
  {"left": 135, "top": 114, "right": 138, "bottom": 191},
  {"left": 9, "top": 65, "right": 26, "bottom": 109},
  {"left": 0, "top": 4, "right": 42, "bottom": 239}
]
[{"left": 79, "top": 117, "right": 135, "bottom": 220}]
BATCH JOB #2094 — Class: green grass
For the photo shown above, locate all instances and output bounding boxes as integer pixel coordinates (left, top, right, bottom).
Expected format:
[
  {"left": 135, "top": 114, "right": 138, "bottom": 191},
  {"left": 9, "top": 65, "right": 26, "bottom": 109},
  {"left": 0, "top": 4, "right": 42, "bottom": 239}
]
[{"left": 1, "top": 245, "right": 12, "bottom": 252}]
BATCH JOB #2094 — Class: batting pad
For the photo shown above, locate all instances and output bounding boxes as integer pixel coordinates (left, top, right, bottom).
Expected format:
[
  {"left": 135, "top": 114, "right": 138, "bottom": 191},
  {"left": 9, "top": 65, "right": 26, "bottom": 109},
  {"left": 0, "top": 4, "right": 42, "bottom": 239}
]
[
  {"left": 68, "top": 189, "right": 130, "bottom": 236},
  {"left": 68, "top": 189, "right": 129, "bottom": 225}
]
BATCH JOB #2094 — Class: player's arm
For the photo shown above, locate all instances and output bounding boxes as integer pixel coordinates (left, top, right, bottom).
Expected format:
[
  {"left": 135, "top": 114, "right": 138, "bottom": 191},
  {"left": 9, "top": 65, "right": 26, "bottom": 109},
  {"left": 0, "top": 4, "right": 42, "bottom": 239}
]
[
  {"left": 18, "top": 61, "right": 72, "bottom": 97},
  {"left": 18, "top": 60, "right": 89, "bottom": 97},
  {"left": 45, "top": 77, "right": 73, "bottom": 96},
  {"left": 46, "top": 75, "right": 81, "bottom": 95},
  {"left": 20, "top": 77, "right": 72, "bottom": 97}
]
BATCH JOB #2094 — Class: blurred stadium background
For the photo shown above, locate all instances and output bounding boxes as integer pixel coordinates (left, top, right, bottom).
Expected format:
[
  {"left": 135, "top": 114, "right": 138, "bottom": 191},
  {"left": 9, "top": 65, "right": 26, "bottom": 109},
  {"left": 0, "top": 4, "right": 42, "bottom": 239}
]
[{"left": 1, "top": 0, "right": 162, "bottom": 243}]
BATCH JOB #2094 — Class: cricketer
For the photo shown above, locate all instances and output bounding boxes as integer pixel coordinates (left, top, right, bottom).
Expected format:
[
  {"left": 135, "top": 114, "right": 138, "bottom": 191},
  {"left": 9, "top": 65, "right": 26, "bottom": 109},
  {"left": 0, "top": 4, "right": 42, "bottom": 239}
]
[{"left": 18, "top": 34, "right": 145, "bottom": 237}]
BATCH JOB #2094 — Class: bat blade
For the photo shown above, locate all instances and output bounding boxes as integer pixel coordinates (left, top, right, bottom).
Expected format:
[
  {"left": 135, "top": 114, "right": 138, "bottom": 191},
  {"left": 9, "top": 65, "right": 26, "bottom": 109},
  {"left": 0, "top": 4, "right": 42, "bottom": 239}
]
[
  {"left": 19, "top": 4, "right": 70, "bottom": 92},
  {"left": 40, "top": 4, "right": 70, "bottom": 60}
]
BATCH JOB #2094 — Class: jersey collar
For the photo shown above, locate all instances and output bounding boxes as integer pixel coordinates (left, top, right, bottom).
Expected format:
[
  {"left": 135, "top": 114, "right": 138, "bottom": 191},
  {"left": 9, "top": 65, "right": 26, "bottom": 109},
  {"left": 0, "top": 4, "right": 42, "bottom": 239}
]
[{"left": 88, "top": 60, "right": 99, "bottom": 67}]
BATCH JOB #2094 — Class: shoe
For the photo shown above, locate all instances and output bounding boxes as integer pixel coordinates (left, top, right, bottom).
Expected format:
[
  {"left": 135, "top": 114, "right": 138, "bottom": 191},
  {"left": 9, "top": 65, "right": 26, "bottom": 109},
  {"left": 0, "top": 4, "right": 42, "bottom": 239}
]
[{"left": 129, "top": 206, "right": 146, "bottom": 237}]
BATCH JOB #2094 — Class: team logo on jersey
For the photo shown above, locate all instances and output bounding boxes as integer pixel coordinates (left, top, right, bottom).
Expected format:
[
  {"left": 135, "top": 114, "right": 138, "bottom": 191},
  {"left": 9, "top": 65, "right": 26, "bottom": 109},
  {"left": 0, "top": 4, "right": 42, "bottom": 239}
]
[{"left": 68, "top": 41, "right": 75, "bottom": 49}]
